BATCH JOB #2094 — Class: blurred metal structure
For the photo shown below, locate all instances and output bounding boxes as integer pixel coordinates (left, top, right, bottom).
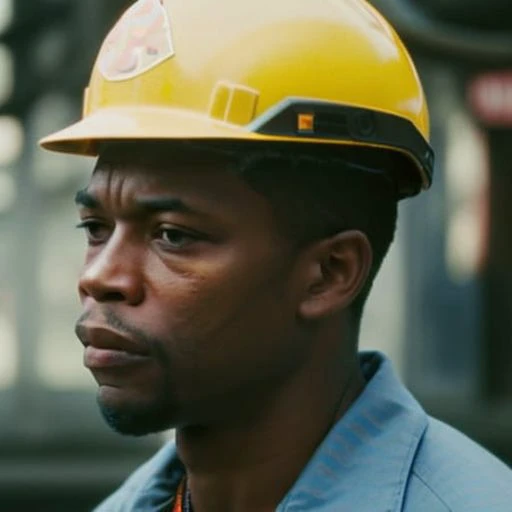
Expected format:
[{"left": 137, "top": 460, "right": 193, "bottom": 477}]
[{"left": 372, "top": 0, "right": 512, "bottom": 61}]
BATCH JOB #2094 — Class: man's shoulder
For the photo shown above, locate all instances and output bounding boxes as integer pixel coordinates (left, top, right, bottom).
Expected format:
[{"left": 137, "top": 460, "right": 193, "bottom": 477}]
[
  {"left": 403, "top": 416, "right": 512, "bottom": 512},
  {"left": 94, "top": 441, "right": 182, "bottom": 512}
]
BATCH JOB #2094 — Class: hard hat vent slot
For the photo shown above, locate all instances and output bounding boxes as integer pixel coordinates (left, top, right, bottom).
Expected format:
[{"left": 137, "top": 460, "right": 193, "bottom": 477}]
[{"left": 209, "top": 82, "right": 259, "bottom": 126}]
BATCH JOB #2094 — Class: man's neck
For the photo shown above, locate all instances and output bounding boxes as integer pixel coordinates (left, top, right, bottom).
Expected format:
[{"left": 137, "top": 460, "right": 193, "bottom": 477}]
[{"left": 176, "top": 346, "right": 365, "bottom": 512}]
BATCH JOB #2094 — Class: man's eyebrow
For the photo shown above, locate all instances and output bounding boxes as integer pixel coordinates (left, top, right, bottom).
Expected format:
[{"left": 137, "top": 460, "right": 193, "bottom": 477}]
[
  {"left": 74, "top": 192, "right": 206, "bottom": 216},
  {"left": 75, "top": 189, "right": 100, "bottom": 209}
]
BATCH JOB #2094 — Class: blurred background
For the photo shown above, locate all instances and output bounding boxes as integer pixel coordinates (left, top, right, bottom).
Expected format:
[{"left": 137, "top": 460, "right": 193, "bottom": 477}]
[{"left": 0, "top": 0, "right": 511, "bottom": 510}]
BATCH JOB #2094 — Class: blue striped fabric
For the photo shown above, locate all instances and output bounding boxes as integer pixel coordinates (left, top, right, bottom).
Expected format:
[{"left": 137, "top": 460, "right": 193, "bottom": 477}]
[{"left": 94, "top": 352, "right": 512, "bottom": 512}]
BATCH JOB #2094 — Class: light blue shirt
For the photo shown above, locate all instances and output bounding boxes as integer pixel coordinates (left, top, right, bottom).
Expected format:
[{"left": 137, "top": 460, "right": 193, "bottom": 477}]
[{"left": 95, "top": 352, "right": 512, "bottom": 511}]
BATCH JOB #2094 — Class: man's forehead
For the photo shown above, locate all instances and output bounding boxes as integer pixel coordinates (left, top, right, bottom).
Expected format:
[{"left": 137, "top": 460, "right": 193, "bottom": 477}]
[
  {"left": 79, "top": 165, "right": 233, "bottom": 221},
  {"left": 84, "top": 166, "right": 217, "bottom": 212},
  {"left": 81, "top": 144, "right": 275, "bottom": 223}
]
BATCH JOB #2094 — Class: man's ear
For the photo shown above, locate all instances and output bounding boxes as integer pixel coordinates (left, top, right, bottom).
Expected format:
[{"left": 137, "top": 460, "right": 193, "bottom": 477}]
[{"left": 298, "top": 230, "right": 373, "bottom": 320}]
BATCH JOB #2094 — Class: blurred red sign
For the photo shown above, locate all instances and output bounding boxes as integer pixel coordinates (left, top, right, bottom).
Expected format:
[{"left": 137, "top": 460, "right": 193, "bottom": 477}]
[{"left": 468, "top": 72, "right": 512, "bottom": 126}]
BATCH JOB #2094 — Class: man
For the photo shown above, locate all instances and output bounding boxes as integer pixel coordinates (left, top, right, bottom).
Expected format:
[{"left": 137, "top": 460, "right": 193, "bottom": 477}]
[{"left": 41, "top": 0, "right": 511, "bottom": 510}]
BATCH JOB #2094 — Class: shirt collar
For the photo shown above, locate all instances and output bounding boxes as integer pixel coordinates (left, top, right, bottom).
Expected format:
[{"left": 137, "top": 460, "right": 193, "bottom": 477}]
[{"left": 277, "top": 351, "right": 427, "bottom": 512}]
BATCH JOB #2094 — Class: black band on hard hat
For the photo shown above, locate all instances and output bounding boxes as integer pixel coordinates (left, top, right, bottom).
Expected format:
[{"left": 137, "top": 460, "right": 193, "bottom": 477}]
[{"left": 248, "top": 98, "right": 434, "bottom": 197}]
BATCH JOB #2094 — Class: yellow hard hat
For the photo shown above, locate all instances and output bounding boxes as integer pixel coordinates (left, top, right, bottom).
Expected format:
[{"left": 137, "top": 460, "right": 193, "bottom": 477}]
[{"left": 40, "top": 0, "right": 434, "bottom": 196}]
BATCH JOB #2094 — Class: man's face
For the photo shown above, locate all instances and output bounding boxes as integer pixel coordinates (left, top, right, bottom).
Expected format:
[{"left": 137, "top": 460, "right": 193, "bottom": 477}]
[{"left": 74, "top": 147, "right": 306, "bottom": 435}]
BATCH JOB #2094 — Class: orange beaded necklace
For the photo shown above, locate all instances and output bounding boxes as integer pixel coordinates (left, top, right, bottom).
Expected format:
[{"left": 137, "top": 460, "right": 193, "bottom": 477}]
[{"left": 172, "top": 477, "right": 192, "bottom": 512}]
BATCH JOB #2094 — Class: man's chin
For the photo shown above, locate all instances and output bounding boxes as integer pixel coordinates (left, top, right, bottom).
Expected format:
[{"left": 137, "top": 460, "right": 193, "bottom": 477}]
[
  {"left": 99, "top": 405, "right": 164, "bottom": 436},
  {"left": 97, "top": 388, "right": 176, "bottom": 436}
]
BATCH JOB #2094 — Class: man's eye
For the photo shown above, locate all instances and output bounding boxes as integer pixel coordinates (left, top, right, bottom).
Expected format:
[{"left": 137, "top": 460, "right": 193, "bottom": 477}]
[
  {"left": 76, "top": 220, "right": 110, "bottom": 244},
  {"left": 158, "top": 228, "right": 198, "bottom": 249}
]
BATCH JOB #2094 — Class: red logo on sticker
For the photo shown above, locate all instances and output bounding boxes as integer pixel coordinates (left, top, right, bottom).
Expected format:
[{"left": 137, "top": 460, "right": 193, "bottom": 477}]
[{"left": 98, "top": 0, "right": 174, "bottom": 81}]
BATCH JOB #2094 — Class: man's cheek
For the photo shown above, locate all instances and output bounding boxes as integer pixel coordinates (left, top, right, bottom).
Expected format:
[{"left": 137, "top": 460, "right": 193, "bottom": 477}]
[{"left": 159, "top": 274, "right": 245, "bottom": 330}]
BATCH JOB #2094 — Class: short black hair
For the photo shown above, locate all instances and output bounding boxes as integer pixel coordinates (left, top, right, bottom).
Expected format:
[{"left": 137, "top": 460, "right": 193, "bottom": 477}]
[{"left": 233, "top": 145, "right": 400, "bottom": 329}]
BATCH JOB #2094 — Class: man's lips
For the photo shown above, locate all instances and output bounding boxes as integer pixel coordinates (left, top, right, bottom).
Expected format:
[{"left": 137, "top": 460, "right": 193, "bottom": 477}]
[
  {"left": 84, "top": 346, "right": 150, "bottom": 369},
  {"left": 76, "top": 324, "right": 151, "bottom": 369}
]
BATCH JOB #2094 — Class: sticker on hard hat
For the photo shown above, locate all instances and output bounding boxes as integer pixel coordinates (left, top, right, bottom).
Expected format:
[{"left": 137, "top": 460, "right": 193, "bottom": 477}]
[{"left": 98, "top": 0, "right": 174, "bottom": 82}]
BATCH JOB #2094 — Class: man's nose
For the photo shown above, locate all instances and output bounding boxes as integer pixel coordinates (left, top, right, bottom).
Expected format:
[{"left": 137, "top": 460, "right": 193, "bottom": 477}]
[{"left": 78, "top": 231, "right": 145, "bottom": 306}]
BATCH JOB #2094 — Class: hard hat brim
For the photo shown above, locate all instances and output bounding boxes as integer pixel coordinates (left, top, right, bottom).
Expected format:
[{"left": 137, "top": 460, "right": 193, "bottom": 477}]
[
  {"left": 41, "top": 106, "right": 384, "bottom": 155},
  {"left": 39, "top": 105, "right": 431, "bottom": 196},
  {"left": 39, "top": 107, "right": 251, "bottom": 156}
]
